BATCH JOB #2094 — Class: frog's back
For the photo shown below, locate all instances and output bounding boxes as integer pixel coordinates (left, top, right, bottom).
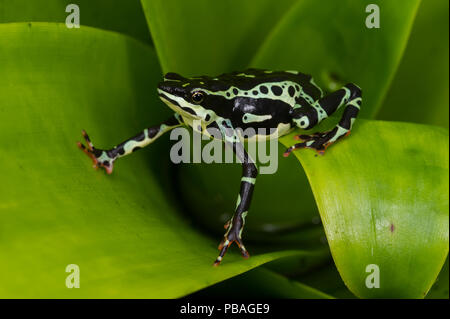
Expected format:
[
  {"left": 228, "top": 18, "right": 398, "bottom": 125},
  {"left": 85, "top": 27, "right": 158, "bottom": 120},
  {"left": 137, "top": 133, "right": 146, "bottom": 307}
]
[
  {"left": 188, "top": 69, "right": 320, "bottom": 100},
  {"left": 210, "top": 68, "right": 322, "bottom": 100}
]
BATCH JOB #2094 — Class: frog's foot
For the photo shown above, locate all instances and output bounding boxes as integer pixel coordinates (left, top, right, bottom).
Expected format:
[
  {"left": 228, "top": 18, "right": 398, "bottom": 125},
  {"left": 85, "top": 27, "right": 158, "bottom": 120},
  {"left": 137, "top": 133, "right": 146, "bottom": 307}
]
[
  {"left": 293, "top": 130, "right": 331, "bottom": 141},
  {"left": 77, "top": 130, "right": 115, "bottom": 174},
  {"left": 283, "top": 130, "right": 351, "bottom": 157},
  {"left": 213, "top": 225, "right": 250, "bottom": 266}
]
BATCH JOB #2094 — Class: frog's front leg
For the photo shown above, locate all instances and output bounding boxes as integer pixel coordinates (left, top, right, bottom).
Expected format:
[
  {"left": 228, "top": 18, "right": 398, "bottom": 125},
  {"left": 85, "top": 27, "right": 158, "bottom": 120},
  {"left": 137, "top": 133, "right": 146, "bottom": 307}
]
[
  {"left": 77, "top": 113, "right": 183, "bottom": 173},
  {"left": 213, "top": 120, "right": 257, "bottom": 266},
  {"left": 284, "top": 83, "right": 361, "bottom": 156}
]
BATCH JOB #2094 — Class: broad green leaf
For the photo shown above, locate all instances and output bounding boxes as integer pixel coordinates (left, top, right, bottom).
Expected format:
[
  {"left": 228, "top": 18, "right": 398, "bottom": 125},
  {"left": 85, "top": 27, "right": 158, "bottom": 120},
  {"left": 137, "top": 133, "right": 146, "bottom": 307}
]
[
  {"left": 251, "top": 0, "right": 421, "bottom": 118},
  {"left": 0, "top": 0, "right": 151, "bottom": 44},
  {"left": 377, "top": 0, "right": 449, "bottom": 128},
  {"left": 0, "top": 22, "right": 304, "bottom": 298},
  {"left": 280, "top": 120, "right": 449, "bottom": 298},
  {"left": 191, "top": 267, "right": 334, "bottom": 298},
  {"left": 140, "top": 0, "right": 296, "bottom": 75}
]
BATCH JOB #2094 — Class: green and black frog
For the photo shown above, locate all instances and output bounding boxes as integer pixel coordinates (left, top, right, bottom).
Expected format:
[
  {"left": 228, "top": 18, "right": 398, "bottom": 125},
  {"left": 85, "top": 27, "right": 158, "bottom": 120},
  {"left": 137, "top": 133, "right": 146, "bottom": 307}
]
[{"left": 78, "top": 68, "right": 362, "bottom": 266}]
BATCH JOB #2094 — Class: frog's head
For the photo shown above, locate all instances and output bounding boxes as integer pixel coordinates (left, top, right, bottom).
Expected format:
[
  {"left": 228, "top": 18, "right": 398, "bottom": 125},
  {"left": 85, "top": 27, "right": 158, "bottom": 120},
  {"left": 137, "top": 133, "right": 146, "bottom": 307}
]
[{"left": 157, "top": 72, "right": 212, "bottom": 119}]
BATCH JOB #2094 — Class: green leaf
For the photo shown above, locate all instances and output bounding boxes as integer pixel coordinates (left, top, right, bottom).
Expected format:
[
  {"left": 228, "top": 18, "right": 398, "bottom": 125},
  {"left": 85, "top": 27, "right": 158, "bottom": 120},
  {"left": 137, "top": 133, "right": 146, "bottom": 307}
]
[
  {"left": 251, "top": 0, "right": 421, "bottom": 118},
  {"left": 0, "top": 22, "right": 303, "bottom": 298},
  {"left": 377, "top": 0, "right": 449, "bottom": 128},
  {"left": 0, "top": 0, "right": 151, "bottom": 44},
  {"left": 191, "top": 267, "right": 334, "bottom": 298},
  {"left": 280, "top": 120, "right": 449, "bottom": 298},
  {"left": 426, "top": 257, "right": 449, "bottom": 299},
  {"left": 140, "top": 0, "right": 296, "bottom": 75}
]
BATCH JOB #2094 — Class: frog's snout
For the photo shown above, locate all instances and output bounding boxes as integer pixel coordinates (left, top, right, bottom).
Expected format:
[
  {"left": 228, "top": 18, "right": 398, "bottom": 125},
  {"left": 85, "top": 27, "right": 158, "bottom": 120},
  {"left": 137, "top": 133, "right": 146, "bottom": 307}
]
[
  {"left": 158, "top": 81, "right": 188, "bottom": 97},
  {"left": 158, "top": 82, "right": 177, "bottom": 95},
  {"left": 157, "top": 82, "right": 170, "bottom": 93}
]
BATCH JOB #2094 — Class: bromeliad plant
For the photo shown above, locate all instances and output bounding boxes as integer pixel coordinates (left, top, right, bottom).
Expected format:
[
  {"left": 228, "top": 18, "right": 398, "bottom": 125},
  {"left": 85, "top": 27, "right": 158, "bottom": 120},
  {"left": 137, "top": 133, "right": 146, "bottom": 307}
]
[{"left": 0, "top": 0, "right": 448, "bottom": 298}]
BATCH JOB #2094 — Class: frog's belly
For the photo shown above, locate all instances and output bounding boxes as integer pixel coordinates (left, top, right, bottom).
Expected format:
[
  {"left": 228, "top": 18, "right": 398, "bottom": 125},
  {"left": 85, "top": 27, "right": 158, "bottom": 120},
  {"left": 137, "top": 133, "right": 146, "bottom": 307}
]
[
  {"left": 182, "top": 116, "right": 292, "bottom": 142},
  {"left": 240, "top": 122, "right": 293, "bottom": 142}
]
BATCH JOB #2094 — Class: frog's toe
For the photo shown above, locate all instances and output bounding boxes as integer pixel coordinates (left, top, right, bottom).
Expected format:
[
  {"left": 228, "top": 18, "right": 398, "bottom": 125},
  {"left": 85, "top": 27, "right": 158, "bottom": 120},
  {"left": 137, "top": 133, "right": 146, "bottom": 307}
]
[
  {"left": 77, "top": 141, "right": 99, "bottom": 167},
  {"left": 237, "top": 241, "right": 250, "bottom": 259},
  {"left": 285, "top": 131, "right": 337, "bottom": 156},
  {"left": 284, "top": 140, "right": 329, "bottom": 156},
  {"left": 293, "top": 131, "right": 327, "bottom": 141},
  {"left": 283, "top": 141, "right": 307, "bottom": 157},
  {"left": 213, "top": 231, "right": 249, "bottom": 266},
  {"left": 77, "top": 130, "right": 115, "bottom": 174},
  {"left": 213, "top": 240, "right": 230, "bottom": 266}
]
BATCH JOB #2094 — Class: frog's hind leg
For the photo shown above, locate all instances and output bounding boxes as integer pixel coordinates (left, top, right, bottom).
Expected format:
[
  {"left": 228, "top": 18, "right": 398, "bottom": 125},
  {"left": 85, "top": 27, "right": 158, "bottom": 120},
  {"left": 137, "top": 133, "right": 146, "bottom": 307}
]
[
  {"left": 77, "top": 113, "right": 183, "bottom": 174},
  {"left": 285, "top": 83, "right": 361, "bottom": 156},
  {"left": 213, "top": 120, "right": 257, "bottom": 266},
  {"left": 214, "top": 151, "right": 256, "bottom": 266}
]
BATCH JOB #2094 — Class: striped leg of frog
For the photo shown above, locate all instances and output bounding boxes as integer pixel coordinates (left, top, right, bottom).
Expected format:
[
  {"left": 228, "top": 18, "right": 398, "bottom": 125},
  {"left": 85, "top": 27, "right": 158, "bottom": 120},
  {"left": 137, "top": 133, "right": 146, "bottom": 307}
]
[
  {"left": 214, "top": 120, "right": 258, "bottom": 266},
  {"left": 77, "top": 113, "right": 183, "bottom": 173},
  {"left": 284, "top": 83, "right": 362, "bottom": 156}
]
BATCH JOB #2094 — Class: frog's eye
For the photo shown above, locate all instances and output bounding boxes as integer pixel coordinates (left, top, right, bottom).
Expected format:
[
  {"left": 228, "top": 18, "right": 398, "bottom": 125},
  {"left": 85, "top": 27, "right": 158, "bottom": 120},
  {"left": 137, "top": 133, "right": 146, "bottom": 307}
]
[
  {"left": 298, "top": 116, "right": 309, "bottom": 129},
  {"left": 191, "top": 91, "right": 204, "bottom": 104}
]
